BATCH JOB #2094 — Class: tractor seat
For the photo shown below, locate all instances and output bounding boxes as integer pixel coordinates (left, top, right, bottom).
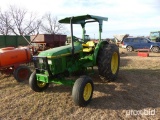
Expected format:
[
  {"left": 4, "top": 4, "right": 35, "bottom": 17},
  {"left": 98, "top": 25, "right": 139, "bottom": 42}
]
[{"left": 82, "top": 41, "right": 95, "bottom": 52}]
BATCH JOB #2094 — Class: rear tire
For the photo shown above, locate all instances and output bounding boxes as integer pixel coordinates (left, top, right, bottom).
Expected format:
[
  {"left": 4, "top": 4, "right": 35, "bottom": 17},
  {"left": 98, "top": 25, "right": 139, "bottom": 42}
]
[
  {"left": 151, "top": 46, "right": 159, "bottom": 53},
  {"left": 72, "top": 76, "right": 94, "bottom": 107},
  {"left": 29, "top": 71, "right": 49, "bottom": 92},
  {"left": 126, "top": 46, "right": 133, "bottom": 52},
  {"left": 13, "top": 65, "right": 31, "bottom": 82},
  {"left": 97, "top": 44, "right": 120, "bottom": 82}
]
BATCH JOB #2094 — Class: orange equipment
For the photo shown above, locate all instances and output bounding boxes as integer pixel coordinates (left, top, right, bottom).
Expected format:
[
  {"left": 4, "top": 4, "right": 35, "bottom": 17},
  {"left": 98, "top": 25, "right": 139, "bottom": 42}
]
[{"left": 0, "top": 47, "right": 32, "bottom": 82}]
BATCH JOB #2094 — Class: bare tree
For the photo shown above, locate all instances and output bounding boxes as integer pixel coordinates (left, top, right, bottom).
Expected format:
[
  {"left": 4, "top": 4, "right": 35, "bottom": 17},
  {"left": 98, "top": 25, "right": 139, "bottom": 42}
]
[
  {"left": 0, "top": 9, "right": 12, "bottom": 35},
  {"left": 0, "top": 5, "right": 42, "bottom": 44},
  {"left": 41, "top": 13, "right": 67, "bottom": 34},
  {"left": 8, "top": 5, "right": 41, "bottom": 36}
]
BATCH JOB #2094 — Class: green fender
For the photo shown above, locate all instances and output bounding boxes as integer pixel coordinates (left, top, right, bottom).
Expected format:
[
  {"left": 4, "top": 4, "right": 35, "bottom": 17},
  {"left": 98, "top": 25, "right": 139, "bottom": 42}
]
[{"left": 93, "top": 41, "right": 109, "bottom": 65}]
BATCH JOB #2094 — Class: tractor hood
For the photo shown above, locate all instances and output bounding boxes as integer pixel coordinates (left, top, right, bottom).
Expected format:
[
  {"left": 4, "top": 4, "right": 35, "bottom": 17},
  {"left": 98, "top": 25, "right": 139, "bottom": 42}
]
[{"left": 38, "top": 42, "right": 83, "bottom": 58}]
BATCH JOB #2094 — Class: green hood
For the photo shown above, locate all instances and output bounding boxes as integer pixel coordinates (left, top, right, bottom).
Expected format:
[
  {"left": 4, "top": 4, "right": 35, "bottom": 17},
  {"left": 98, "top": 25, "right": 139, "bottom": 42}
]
[{"left": 38, "top": 42, "right": 83, "bottom": 58}]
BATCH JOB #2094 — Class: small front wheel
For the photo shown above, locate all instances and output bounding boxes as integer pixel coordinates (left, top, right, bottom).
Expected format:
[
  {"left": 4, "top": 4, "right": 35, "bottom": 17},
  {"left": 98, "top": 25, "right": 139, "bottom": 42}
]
[
  {"left": 29, "top": 71, "right": 49, "bottom": 92},
  {"left": 72, "top": 76, "right": 94, "bottom": 107},
  {"left": 13, "top": 65, "right": 31, "bottom": 82}
]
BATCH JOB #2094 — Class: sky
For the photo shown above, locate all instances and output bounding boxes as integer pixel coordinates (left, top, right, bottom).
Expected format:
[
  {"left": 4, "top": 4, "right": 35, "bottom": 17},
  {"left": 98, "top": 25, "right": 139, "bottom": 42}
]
[{"left": 0, "top": 0, "right": 160, "bottom": 39}]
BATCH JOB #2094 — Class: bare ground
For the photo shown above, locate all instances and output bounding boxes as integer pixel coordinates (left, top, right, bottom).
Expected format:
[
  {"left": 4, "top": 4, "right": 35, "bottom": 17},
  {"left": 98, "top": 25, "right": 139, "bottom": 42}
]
[{"left": 0, "top": 48, "right": 160, "bottom": 120}]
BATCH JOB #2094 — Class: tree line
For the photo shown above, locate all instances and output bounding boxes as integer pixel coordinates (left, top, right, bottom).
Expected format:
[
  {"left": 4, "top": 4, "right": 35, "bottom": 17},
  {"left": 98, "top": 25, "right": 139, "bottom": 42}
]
[{"left": 0, "top": 5, "right": 67, "bottom": 36}]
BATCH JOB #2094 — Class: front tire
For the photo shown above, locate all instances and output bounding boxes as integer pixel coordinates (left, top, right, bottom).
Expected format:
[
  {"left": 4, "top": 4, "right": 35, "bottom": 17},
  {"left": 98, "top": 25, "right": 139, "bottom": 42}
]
[
  {"left": 29, "top": 71, "right": 49, "bottom": 92},
  {"left": 97, "top": 44, "right": 120, "bottom": 82},
  {"left": 72, "top": 76, "right": 94, "bottom": 107}
]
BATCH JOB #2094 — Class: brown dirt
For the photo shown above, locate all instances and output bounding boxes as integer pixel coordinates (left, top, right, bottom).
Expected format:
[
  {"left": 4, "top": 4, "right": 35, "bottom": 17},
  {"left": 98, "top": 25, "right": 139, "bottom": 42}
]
[{"left": 0, "top": 48, "right": 160, "bottom": 120}]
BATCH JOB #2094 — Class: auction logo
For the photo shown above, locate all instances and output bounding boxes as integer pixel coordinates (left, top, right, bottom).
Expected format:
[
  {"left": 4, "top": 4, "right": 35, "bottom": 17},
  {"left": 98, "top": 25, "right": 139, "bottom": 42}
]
[{"left": 126, "top": 109, "right": 156, "bottom": 116}]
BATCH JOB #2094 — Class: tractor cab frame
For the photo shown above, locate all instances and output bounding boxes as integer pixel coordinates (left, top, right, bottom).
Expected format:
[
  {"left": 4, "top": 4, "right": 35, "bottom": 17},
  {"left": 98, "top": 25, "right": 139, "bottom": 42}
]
[{"left": 59, "top": 14, "right": 108, "bottom": 55}]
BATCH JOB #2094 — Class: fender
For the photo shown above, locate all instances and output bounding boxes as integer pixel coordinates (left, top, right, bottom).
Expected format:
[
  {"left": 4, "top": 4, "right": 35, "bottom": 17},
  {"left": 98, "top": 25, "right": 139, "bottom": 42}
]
[
  {"left": 150, "top": 44, "right": 160, "bottom": 49},
  {"left": 93, "top": 40, "right": 109, "bottom": 65}
]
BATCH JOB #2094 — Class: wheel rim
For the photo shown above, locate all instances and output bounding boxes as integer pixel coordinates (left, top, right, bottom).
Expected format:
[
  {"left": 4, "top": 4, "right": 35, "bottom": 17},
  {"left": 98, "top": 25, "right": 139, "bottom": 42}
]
[
  {"left": 111, "top": 52, "right": 118, "bottom": 74},
  {"left": 83, "top": 83, "right": 92, "bottom": 101},
  {"left": 18, "top": 68, "right": 29, "bottom": 80},
  {"left": 37, "top": 81, "right": 47, "bottom": 88},
  {"left": 152, "top": 47, "right": 158, "bottom": 52},
  {"left": 127, "top": 46, "right": 132, "bottom": 51}
]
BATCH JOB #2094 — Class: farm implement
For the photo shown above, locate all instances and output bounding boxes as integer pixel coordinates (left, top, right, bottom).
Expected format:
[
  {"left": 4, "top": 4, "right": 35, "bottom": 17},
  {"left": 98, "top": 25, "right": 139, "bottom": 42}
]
[
  {"left": 0, "top": 47, "right": 31, "bottom": 82},
  {"left": 29, "top": 14, "right": 120, "bottom": 106}
]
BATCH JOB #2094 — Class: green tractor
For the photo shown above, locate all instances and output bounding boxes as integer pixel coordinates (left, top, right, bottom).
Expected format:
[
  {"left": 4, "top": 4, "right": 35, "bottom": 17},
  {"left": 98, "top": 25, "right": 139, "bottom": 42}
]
[
  {"left": 29, "top": 14, "right": 120, "bottom": 107},
  {"left": 150, "top": 31, "right": 160, "bottom": 42}
]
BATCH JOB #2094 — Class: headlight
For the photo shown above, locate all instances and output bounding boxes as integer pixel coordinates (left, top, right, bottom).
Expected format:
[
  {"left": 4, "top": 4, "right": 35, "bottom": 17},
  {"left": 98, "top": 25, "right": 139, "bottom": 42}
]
[
  {"left": 39, "top": 59, "right": 43, "bottom": 63},
  {"left": 48, "top": 60, "right": 52, "bottom": 64}
]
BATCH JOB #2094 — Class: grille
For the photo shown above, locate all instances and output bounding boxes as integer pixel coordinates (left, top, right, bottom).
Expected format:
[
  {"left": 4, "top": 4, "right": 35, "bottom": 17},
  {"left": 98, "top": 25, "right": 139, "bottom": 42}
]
[{"left": 33, "top": 56, "right": 49, "bottom": 74}]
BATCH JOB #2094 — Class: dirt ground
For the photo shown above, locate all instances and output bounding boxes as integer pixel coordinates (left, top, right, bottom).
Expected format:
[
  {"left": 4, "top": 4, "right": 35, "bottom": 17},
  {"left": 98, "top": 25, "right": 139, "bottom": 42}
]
[{"left": 0, "top": 48, "right": 160, "bottom": 120}]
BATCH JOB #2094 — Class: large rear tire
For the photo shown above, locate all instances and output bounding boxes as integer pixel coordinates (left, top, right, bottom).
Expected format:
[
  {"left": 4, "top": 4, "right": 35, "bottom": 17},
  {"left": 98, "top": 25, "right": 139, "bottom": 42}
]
[
  {"left": 29, "top": 71, "right": 49, "bottom": 92},
  {"left": 13, "top": 65, "right": 31, "bottom": 82},
  {"left": 72, "top": 76, "right": 94, "bottom": 107},
  {"left": 97, "top": 44, "right": 120, "bottom": 82}
]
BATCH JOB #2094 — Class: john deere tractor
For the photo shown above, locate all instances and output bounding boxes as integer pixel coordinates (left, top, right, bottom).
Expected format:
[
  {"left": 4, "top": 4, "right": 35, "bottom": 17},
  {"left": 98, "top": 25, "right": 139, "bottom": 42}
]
[{"left": 29, "top": 14, "right": 120, "bottom": 107}]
